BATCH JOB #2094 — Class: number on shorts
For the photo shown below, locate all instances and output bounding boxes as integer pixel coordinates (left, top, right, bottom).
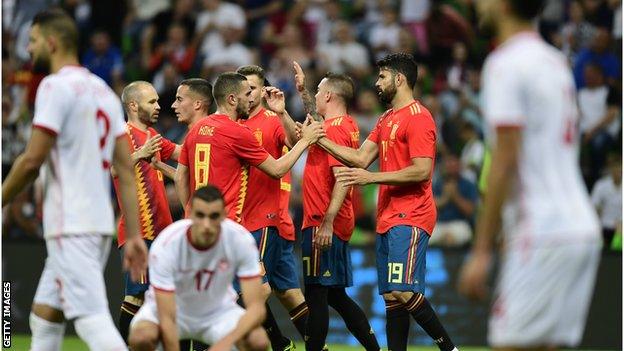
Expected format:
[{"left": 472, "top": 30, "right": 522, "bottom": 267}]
[
  {"left": 387, "top": 263, "right": 403, "bottom": 284},
  {"left": 194, "top": 143, "right": 211, "bottom": 189}
]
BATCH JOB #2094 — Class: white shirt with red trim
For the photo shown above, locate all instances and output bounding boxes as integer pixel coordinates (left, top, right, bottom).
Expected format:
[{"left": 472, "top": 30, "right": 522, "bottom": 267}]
[
  {"left": 481, "top": 32, "right": 600, "bottom": 245},
  {"left": 146, "top": 218, "right": 260, "bottom": 321},
  {"left": 32, "top": 65, "right": 125, "bottom": 238}
]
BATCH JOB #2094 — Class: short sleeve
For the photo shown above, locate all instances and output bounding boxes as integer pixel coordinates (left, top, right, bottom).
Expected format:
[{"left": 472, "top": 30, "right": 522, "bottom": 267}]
[
  {"left": 148, "top": 241, "right": 176, "bottom": 292},
  {"left": 327, "top": 120, "right": 358, "bottom": 168},
  {"left": 273, "top": 120, "right": 287, "bottom": 147},
  {"left": 233, "top": 127, "right": 270, "bottom": 166},
  {"left": 236, "top": 230, "right": 262, "bottom": 279},
  {"left": 32, "top": 78, "right": 70, "bottom": 135},
  {"left": 156, "top": 130, "right": 177, "bottom": 161},
  {"left": 482, "top": 58, "right": 526, "bottom": 127},
  {"left": 179, "top": 127, "right": 198, "bottom": 167},
  {"left": 406, "top": 116, "right": 436, "bottom": 159},
  {"left": 367, "top": 119, "right": 381, "bottom": 144}
]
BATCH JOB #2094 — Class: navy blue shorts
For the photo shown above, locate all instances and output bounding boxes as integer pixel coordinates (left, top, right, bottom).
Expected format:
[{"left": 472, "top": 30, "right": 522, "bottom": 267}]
[
  {"left": 376, "top": 226, "right": 429, "bottom": 295},
  {"left": 301, "top": 227, "right": 353, "bottom": 287},
  {"left": 235, "top": 227, "right": 300, "bottom": 292},
  {"left": 121, "top": 239, "right": 152, "bottom": 296}
]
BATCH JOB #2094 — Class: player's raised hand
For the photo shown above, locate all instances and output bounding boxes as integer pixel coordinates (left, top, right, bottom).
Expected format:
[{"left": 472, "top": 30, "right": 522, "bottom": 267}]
[
  {"left": 335, "top": 167, "right": 374, "bottom": 186},
  {"left": 293, "top": 61, "right": 306, "bottom": 92},
  {"left": 457, "top": 250, "right": 492, "bottom": 300},
  {"left": 300, "top": 115, "right": 325, "bottom": 145},
  {"left": 262, "top": 86, "right": 286, "bottom": 114},
  {"left": 314, "top": 221, "right": 333, "bottom": 251},
  {"left": 137, "top": 131, "right": 162, "bottom": 160},
  {"left": 123, "top": 236, "right": 148, "bottom": 283}
]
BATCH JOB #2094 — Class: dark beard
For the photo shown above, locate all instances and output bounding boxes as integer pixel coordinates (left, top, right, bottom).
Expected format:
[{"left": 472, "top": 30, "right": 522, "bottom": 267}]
[
  {"left": 32, "top": 55, "right": 50, "bottom": 75},
  {"left": 377, "top": 84, "right": 396, "bottom": 105},
  {"left": 236, "top": 102, "right": 250, "bottom": 120}
]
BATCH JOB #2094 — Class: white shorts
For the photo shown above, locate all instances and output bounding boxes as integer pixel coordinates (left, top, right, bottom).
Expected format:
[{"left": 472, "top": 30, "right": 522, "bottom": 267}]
[
  {"left": 131, "top": 299, "right": 245, "bottom": 347},
  {"left": 33, "top": 235, "right": 112, "bottom": 319},
  {"left": 489, "top": 240, "right": 601, "bottom": 347}
]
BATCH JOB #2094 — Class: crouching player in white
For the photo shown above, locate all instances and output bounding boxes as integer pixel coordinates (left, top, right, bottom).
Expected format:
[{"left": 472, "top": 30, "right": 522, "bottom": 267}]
[{"left": 129, "top": 185, "right": 270, "bottom": 351}]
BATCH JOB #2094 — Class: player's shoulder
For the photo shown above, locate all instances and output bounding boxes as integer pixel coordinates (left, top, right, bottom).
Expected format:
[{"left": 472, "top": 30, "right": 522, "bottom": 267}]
[
  {"left": 220, "top": 219, "right": 256, "bottom": 245},
  {"left": 152, "top": 219, "right": 193, "bottom": 250}
]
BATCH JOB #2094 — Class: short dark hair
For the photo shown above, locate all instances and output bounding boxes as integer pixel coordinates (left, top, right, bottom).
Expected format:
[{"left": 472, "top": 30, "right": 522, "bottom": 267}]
[
  {"left": 323, "top": 72, "right": 355, "bottom": 104},
  {"left": 508, "top": 0, "right": 544, "bottom": 20},
  {"left": 192, "top": 185, "right": 224, "bottom": 204},
  {"left": 180, "top": 78, "right": 213, "bottom": 111},
  {"left": 236, "top": 65, "right": 265, "bottom": 81},
  {"left": 376, "top": 53, "right": 418, "bottom": 89},
  {"left": 32, "top": 8, "right": 78, "bottom": 53},
  {"left": 212, "top": 72, "right": 247, "bottom": 105}
]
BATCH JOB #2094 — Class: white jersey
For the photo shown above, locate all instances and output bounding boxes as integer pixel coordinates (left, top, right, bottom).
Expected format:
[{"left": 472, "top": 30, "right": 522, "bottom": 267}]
[
  {"left": 32, "top": 65, "right": 125, "bottom": 238},
  {"left": 481, "top": 32, "right": 600, "bottom": 245},
  {"left": 146, "top": 218, "right": 261, "bottom": 323}
]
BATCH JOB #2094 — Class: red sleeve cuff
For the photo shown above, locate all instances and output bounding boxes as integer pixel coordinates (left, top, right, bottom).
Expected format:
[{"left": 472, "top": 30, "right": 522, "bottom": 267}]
[
  {"left": 33, "top": 124, "right": 58, "bottom": 137},
  {"left": 152, "top": 285, "right": 175, "bottom": 293},
  {"left": 495, "top": 123, "right": 524, "bottom": 130},
  {"left": 237, "top": 274, "right": 261, "bottom": 280}
]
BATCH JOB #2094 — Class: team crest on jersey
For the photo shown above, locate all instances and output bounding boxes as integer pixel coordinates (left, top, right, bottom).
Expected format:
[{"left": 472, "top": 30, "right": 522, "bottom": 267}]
[
  {"left": 253, "top": 129, "right": 263, "bottom": 144},
  {"left": 198, "top": 126, "right": 215, "bottom": 136},
  {"left": 218, "top": 259, "right": 230, "bottom": 271},
  {"left": 351, "top": 131, "right": 359, "bottom": 142}
]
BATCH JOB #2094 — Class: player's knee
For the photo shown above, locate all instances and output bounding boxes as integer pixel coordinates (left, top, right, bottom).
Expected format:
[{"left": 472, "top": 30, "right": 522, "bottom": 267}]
[
  {"left": 245, "top": 327, "right": 269, "bottom": 351},
  {"left": 128, "top": 323, "right": 159, "bottom": 351}
]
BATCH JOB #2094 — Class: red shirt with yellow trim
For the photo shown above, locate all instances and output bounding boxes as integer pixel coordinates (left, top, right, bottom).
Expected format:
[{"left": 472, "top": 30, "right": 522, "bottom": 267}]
[
  {"left": 367, "top": 100, "right": 437, "bottom": 235},
  {"left": 178, "top": 114, "right": 270, "bottom": 222},
  {"left": 302, "top": 115, "right": 359, "bottom": 241},
  {"left": 114, "top": 123, "right": 177, "bottom": 247},
  {"left": 239, "top": 108, "right": 288, "bottom": 233}
]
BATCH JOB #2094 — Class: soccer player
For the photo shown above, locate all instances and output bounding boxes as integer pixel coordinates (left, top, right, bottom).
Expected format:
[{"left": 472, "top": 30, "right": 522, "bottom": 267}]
[
  {"left": 315, "top": 53, "right": 458, "bottom": 351},
  {"left": 1, "top": 9, "right": 147, "bottom": 350},
  {"left": 235, "top": 65, "right": 308, "bottom": 351},
  {"left": 128, "top": 185, "right": 269, "bottom": 351},
  {"left": 114, "top": 81, "right": 181, "bottom": 343},
  {"left": 175, "top": 71, "right": 324, "bottom": 219},
  {"left": 172, "top": 78, "right": 214, "bottom": 129},
  {"left": 293, "top": 65, "right": 381, "bottom": 351},
  {"left": 458, "top": 1, "right": 602, "bottom": 350}
]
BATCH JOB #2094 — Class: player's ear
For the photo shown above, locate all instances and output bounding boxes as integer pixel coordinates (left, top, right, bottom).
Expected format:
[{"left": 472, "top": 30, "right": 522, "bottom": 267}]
[
  {"left": 193, "top": 99, "right": 201, "bottom": 111},
  {"left": 227, "top": 94, "right": 236, "bottom": 106}
]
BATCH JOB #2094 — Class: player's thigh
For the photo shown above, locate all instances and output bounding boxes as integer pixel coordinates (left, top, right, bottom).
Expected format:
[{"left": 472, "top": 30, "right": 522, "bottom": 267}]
[
  {"left": 201, "top": 305, "right": 246, "bottom": 345},
  {"left": 46, "top": 235, "right": 112, "bottom": 319},
  {"left": 381, "top": 226, "right": 428, "bottom": 294},
  {"left": 33, "top": 257, "right": 63, "bottom": 312},
  {"left": 270, "top": 237, "right": 301, "bottom": 292},
  {"left": 251, "top": 227, "right": 280, "bottom": 278},
  {"left": 489, "top": 242, "right": 600, "bottom": 348}
]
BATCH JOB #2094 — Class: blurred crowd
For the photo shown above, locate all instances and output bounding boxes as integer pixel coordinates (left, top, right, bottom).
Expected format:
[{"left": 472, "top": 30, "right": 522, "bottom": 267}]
[{"left": 2, "top": 0, "right": 622, "bottom": 249}]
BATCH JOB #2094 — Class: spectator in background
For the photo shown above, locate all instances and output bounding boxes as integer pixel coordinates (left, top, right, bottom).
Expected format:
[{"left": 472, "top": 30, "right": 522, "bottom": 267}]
[
  {"left": 458, "top": 122, "right": 484, "bottom": 184},
  {"left": 431, "top": 154, "right": 478, "bottom": 247},
  {"left": 573, "top": 27, "right": 620, "bottom": 88},
  {"left": 591, "top": 154, "right": 622, "bottom": 249},
  {"left": 142, "top": 0, "right": 195, "bottom": 49},
  {"left": 578, "top": 62, "right": 621, "bottom": 187},
  {"left": 354, "top": 88, "right": 383, "bottom": 136},
  {"left": 425, "top": 1, "right": 473, "bottom": 69},
  {"left": 147, "top": 23, "right": 196, "bottom": 78},
  {"left": 201, "top": 26, "right": 254, "bottom": 81},
  {"left": 368, "top": 6, "right": 401, "bottom": 61},
  {"left": 445, "top": 41, "right": 469, "bottom": 91},
  {"left": 240, "top": 0, "right": 284, "bottom": 45},
  {"left": 400, "top": 0, "right": 430, "bottom": 55},
  {"left": 81, "top": 30, "right": 124, "bottom": 92},
  {"left": 317, "top": 21, "right": 371, "bottom": 79},
  {"left": 195, "top": 0, "right": 246, "bottom": 61},
  {"left": 559, "top": 0, "right": 597, "bottom": 62},
  {"left": 304, "top": 0, "right": 343, "bottom": 47},
  {"left": 459, "top": 68, "right": 483, "bottom": 132}
]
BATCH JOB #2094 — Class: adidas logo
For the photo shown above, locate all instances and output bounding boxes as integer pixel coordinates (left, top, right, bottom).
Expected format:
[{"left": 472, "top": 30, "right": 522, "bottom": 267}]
[{"left": 323, "top": 270, "right": 331, "bottom": 277}]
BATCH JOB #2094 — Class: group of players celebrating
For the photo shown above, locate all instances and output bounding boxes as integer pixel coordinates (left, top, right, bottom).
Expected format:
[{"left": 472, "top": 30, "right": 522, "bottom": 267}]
[
  {"left": 116, "top": 44, "right": 458, "bottom": 351},
  {"left": 3, "top": 1, "right": 604, "bottom": 351}
]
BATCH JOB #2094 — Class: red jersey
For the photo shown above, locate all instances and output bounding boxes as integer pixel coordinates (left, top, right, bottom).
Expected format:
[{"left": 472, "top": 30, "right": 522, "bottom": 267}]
[
  {"left": 239, "top": 108, "right": 287, "bottom": 233},
  {"left": 179, "top": 114, "right": 270, "bottom": 222},
  {"left": 114, "top": 123, "right": 176, "bottom": 247},
  {"left": 278, "top": 147, "right": 296, "bottom": 241},
  {"left": 367, "top": 101, "right": 437, "bottom": 235},
  {"left": 302, "top": 115, "right": 359, "bottom": 241}
]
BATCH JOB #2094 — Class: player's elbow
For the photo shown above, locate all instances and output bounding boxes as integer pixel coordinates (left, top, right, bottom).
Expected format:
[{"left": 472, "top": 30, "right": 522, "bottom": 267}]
[{"left": 20, "top": 154, "right": 44, "bottom": 176}]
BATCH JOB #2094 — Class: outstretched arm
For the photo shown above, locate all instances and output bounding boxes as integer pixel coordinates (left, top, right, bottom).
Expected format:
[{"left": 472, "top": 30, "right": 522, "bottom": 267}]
[
  {"left": 335, "top": 157, "right": 432, "bottom": 186},
  {"left": 317, "top": 138, "right": 379, "bottom": 169},
  {"left": 293, "top": 61, "right": 322, "bottom": 122}
]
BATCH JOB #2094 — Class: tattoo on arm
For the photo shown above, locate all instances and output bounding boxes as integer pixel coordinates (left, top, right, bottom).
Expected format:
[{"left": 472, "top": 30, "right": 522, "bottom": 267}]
[{"left": 300, "top": 87, "right": 322, "bottom": 122}]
